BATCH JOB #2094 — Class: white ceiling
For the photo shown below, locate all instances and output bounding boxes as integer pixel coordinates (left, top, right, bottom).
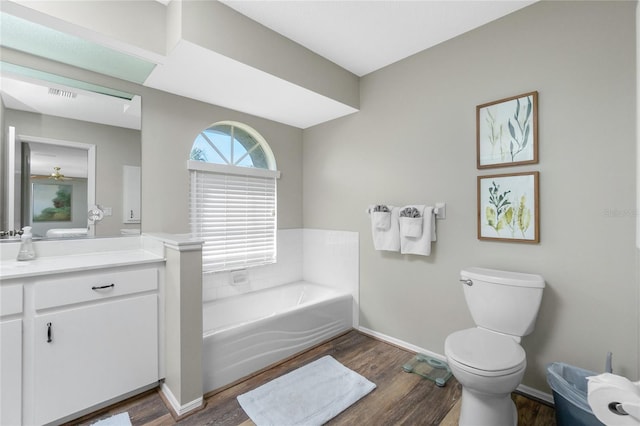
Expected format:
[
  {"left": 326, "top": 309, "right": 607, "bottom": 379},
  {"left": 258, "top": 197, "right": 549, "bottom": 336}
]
[
  {"left": 221, "top": 0, "right": 537, "bottom": 77},
  {"left": 0, "top": 75, "right": 142, "bottom": 130},
  {"left": 27, "top": 141, "right": 88, "bottom": 178}
]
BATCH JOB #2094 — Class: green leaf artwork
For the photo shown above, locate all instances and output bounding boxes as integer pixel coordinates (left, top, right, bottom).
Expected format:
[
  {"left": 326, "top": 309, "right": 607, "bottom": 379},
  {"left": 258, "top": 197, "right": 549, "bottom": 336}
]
[
  {"left": 486, "top": 181, "right": 511, "bottom": 233},
  {"left": 486, "top": 183, "right": 532, "bottom": 238},
  {"left": 485, "top": 109, "right": 505, "bottom": 161},
  {"left": 479, "top": 172, "right": 538, "bottom": 242},
  {"left": 477, "top": 92, "right": 537, "bottom": 168},
  {"left": 507, "top": 97, "right": 533, "bottom": 162}
]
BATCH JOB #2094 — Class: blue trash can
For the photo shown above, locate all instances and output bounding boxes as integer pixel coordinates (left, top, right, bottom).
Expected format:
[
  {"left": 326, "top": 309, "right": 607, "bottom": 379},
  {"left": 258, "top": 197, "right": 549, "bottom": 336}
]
[{"left": 546, "top": 362, "right": 605, "bottom": 426}]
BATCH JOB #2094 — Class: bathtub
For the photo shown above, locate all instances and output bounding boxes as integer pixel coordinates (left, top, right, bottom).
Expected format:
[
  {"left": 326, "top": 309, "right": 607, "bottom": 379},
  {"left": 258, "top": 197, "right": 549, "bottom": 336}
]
[
  {"left": 202, "top": 281, "right": 353, "bottom": 393},
  {"left": 45, "top": 228, "right": 88, "bottom": 238}
]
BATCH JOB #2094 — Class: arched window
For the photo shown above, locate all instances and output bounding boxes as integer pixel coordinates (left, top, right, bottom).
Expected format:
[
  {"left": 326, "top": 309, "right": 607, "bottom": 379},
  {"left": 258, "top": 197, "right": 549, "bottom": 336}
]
[
  {"left": 188, "top": 122, "right": 280, "bottom": 272},
  {"left": 189, "top": 121, "right": 276, "bottom": 170}
]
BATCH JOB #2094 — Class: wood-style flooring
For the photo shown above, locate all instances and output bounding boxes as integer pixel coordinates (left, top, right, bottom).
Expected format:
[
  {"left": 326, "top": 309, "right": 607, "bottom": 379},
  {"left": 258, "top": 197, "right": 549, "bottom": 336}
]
[{"left": 68, "top": 330, "right": 556, "bottom": 426}]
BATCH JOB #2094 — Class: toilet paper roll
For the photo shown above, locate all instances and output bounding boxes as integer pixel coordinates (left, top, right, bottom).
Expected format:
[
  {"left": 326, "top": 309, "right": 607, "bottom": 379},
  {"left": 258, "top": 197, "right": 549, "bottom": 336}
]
[{"left": 588, "top": 374, "right": 640, "bottom": 426}]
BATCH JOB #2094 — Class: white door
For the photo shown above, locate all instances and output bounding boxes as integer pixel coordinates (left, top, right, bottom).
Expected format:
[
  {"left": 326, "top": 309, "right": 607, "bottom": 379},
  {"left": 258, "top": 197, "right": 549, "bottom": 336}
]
[{"left": 4, "top": 126, "right": 22, "bottom": 232}]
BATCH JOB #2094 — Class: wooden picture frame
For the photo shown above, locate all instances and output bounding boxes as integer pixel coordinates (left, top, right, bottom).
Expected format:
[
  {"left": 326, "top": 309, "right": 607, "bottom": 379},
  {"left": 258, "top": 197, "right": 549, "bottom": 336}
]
[
  {"left": 477, "top": 91, "right": 538, "bottom": 169},
  {"left": 477, "top": 171, "right": 539, "bottom": 243}
]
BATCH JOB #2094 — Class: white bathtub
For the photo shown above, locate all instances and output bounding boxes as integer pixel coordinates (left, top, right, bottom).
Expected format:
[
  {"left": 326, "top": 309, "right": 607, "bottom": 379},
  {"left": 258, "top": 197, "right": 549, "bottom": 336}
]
[
  {"left": 45, "top": 228, "right": 88, "bottom": 238},
  {"left": 202, "top": 281, "right": 353, "bottom": 393}
]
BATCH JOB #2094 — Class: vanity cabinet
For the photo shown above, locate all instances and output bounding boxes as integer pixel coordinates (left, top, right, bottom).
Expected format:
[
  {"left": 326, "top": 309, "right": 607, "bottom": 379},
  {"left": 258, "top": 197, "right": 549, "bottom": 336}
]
[
  {"left": 30, "top": 266, "right": 159, "bottom": 425},
  {"left": 0, "top": 248, "right": 165, "bottom": 426},
  {"left": 0, "top": 284, "right": 23, "bottom": 426}
]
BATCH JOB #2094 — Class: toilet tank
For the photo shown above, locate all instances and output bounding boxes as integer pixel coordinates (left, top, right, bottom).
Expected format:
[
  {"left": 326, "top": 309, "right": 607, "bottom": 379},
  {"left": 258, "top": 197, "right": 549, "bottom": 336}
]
[{"left": 461, "top": 267, "right": 545, "bottom": 337}]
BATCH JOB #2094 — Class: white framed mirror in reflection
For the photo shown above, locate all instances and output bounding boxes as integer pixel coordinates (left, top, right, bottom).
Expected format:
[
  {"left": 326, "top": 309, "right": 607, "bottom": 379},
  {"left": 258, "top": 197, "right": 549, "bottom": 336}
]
[{"left": 0, "top": 64, "right": 142, "bottom": 240}]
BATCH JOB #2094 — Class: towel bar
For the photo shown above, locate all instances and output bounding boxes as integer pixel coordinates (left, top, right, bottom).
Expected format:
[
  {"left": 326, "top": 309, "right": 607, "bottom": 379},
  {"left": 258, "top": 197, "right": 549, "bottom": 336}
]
[{"left": 366, "top": 203, "right": 446, "bottom": 219}]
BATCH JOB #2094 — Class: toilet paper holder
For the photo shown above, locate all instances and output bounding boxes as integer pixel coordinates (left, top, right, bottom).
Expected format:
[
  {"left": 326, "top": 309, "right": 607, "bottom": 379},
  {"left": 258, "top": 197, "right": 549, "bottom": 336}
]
[
  {"left": 602, "top": 353, "right": 634, "bottom": 418},
  {"left": 609, "top": 401, "right": 640, "bottom": 419},
  {"left": 610, "top": 402, "right": 630, "bottom": 415}
]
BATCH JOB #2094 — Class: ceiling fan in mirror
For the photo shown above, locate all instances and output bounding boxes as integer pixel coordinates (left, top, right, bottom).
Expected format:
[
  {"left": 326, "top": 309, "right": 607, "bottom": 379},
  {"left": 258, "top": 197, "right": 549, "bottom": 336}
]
[{"left": 31, "top": 166, "right": 72, "bottom": 181}]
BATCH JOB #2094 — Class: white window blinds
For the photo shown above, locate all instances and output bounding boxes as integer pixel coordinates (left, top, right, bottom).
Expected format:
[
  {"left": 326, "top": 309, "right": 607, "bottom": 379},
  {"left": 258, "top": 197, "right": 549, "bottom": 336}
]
[{"left": 189, "top": 162, "right": 278, "bottom": 272}]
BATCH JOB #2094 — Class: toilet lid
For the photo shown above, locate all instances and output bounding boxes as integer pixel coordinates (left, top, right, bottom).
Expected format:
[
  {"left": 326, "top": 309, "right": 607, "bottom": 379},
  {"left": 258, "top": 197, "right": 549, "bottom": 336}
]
[{"left": 445, "top": 328, "right": 526, "bottom": 374}]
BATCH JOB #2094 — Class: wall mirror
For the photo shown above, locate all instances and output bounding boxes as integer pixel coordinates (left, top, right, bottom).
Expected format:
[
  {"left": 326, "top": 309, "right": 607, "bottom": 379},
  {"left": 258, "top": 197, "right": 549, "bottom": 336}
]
[{"left": 1, "top": 63, "right": 142, "bottom": 240}]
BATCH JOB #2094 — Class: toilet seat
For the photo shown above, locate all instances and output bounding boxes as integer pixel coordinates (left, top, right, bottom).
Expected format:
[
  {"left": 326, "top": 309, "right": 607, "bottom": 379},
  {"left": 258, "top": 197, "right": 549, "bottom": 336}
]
[{"left": 445, "top": 328, "right": 526, "bottom": 377}]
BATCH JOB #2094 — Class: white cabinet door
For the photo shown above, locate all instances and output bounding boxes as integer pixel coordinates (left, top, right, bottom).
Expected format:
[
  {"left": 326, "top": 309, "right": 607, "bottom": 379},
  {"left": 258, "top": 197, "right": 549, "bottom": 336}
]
[
  {"left": 1, "top": 319, "right": 22, "bottom": 425},
  {"left": 122, "top": 165, "right": 141, "bottom": 224},
  {"left": 33, "top": 294, "right": 158, "bottom": 425}
]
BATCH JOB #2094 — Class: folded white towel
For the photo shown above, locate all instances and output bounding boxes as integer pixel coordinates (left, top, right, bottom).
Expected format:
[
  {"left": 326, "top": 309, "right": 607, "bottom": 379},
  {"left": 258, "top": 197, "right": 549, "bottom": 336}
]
[
  {"left": 372, "top": 211, "right": 391, "bottom": 230},
  {"left": 399, "top": 217, "right": 423, "bottom": 238},
  {"left": 370, "top": 205, "right": 400, "bottom": 252},
  {"left": 400, "top": 205, "right": 436, "bottom": 256}
]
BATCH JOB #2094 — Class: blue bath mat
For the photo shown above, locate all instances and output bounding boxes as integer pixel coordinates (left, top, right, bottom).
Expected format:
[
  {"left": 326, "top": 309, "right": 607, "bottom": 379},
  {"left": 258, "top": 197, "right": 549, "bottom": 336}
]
[{"left": 237, "top": 355, "right": 376, "bottom": 426}]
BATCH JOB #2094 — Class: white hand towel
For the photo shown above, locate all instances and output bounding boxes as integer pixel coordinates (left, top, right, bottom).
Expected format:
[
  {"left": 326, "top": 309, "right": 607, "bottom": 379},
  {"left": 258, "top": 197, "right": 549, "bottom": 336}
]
[
  {"left": 370, "top": 205, "right": 400, "bottom": 252},
  {"left": 400, "top": 205, "right": 436, "bottom": 256}
]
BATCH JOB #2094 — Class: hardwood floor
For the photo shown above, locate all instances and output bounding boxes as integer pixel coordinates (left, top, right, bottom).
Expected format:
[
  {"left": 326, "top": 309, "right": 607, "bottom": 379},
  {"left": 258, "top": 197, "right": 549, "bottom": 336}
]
[{"left": 69, "top": 331, "right": 556, "bottom": 425}]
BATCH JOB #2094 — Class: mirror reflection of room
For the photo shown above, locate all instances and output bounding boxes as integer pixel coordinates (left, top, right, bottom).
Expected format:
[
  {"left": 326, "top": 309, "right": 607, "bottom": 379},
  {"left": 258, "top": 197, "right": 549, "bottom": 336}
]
[
  {"left": 0, "top": 69, "right": 142, "bottom": 239},
  {"left": 27, "top": 142, "right": 88, "bottom": 238}
]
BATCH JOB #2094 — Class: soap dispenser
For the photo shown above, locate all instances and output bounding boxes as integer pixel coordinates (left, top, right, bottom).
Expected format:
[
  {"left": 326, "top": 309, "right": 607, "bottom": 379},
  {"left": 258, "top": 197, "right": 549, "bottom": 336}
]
[{"left": 16, "top": 226, "right": 36, "bottom": 261}]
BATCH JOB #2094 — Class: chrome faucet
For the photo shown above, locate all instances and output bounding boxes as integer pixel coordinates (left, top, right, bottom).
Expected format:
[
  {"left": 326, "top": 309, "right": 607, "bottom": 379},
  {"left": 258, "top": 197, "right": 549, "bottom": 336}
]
[{"left": 0, "top": 229, "right": 23, "bottom": 237}]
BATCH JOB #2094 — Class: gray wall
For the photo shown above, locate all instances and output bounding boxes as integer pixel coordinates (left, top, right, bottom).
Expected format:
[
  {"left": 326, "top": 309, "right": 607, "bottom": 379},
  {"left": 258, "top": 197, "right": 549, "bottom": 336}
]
[{"left": 303, "top": 0, "right": 637, "bottom": 392}]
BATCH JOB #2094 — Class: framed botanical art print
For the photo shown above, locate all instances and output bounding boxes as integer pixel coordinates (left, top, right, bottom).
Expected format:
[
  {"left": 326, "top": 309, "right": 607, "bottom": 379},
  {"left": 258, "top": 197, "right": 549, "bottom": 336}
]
[
  {"left": 477, "top": 171, "right": 539, "bottom": 243},
  {"left": 477, "top": 91, "right": 538, "bottom": 169}
]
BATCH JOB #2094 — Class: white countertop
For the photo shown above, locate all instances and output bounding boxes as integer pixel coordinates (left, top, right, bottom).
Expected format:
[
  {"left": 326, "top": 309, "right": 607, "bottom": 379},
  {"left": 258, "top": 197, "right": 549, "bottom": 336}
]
[{"left": 0, "top": 250, "right": 165, "bottom": 280}]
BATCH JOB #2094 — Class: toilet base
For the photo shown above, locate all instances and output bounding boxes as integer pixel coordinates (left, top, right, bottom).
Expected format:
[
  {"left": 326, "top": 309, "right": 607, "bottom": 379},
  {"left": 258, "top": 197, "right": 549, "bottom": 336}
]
[{"left": 458, "top": 387, "right": 517, "bottom": 426}]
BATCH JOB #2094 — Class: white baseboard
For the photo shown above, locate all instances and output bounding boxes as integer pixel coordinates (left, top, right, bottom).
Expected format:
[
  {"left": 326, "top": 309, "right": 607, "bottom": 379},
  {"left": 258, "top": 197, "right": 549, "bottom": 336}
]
[
  {"left": 357, "top": 326, "right": 554, "bottom": 405},
  {"left": 160, "top": 383, "right": 204, "bottom": 416},
  {"left": 516, "top": 383, "right": 554, "bottom": 405},
  {"left": 358, "top": 326, "right": 447, "bottom": 362}
]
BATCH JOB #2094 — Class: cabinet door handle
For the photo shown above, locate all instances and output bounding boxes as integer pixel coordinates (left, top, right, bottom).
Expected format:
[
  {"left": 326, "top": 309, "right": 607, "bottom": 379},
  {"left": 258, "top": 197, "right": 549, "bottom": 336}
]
[
  {"left": 91, "top": 283, "right": 115, "bottom": 290},
  {"left": 47, "top": 322, "right": 52, "bottom": 343}
]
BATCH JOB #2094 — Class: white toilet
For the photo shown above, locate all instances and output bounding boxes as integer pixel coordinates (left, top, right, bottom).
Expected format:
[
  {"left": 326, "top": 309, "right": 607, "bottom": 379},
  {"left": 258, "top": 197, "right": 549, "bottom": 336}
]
[{"left": 444, "top": 267, "right": 545, "bottom": 426}]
